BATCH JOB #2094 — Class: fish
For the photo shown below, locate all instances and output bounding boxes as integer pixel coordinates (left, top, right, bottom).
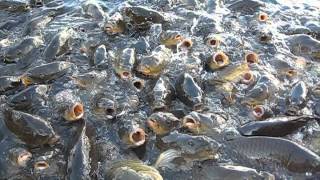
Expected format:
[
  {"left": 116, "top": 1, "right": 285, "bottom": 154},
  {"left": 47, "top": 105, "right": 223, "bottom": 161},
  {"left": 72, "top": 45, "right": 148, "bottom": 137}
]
[
  {"left": 176, "top": 73, "right": 203, "bottom": 110},
  {"left": 8, "top": 147, "right": 32, "bottom": 167},
  {"left": 131, "top": 76, "right": 145, "bottom": 92},
  {"left": 287, "top": 81, "right": 308, "bottom": 112},
  {"left": 121, "top": 6, "right": 168, "bottom": 31},
  {"left": 43, "top": 28, "right": 75, "bottom": 61},
  {"left": 192, "top": 161, "right": 275, "bottom": 180},
  {"left": 149, "top": 76, "right": 175, "bottom": 111},
  {"left": 67, "top": 122, "right": 91, "bottom": 180},
  {"left": 4, "top": 36, "right": 43, "bottom": 61},
  {"left": 227, "top": 0, "right": 265, "bottom": 15},
  {"left": 209, "top": 63, "right": 250, "bottom": 83},
  {"left": 92, "top": 44, "right": 108, "bottom": 67},
  {"left": 0, "top": 76, "right": 21, "bottom": 93},
  {"left": 104, "top": 160, "right": 163, "bottom": 180},
  {"left": 238, "top": 115, "right": 320, "bottom": 137},
  {"left": 20, "top": 61, "right": 73, "bottom": 86},
  {"left": 52, "top": 89, "right": 84, "bottom": 121},
  {"left": 161, "top": 131, "right": 221, "bottom": 162},
  {"left": 70, "top": 71, "right": 106, "bottom": 89},
  {"left": 285, "top": 34, "right": 320, "bottom": 61},
  {"left": 104, "top": 13, "right": 126, "bottom": 35},
  {"left": 250, "top": 105, "right": 273, "bottom": 120},
  {"left": 8, "top": 84, "right": 49, "bottom": 111},
  {"left": 147, "top": 112, "right": 180, "bottom": 136},
  {"left": 114, "top": 48, "right": 136, "bottom": 79},
  {"left": 160, "top": 30, "right": 183, "bottom": 47},
  {"left": 207, "top": 51, "right": 230, "bottom": 70},
  {"left": 0, "top": 0, "right": 30, "bottom": 12},
  {"left": 118, "top": 119, "right": 146, "bottom": 148},
  {"left": 23, "top": 14, "right": 53, "bottom": 36},
  {"left": 92, "top": 93, "right": 117, "bottom": 120},
  {"left": 136, "top": 45, "right": 172, "bottom": 77},
  {"left": 204, "top": 34, "right": 221, "bottom": 48},
  {"left": 3, "top": 107, "right": 58, "bottom": 146},
  {"left": 82, "top": 1, "right": 106, "bottom": 21},
  {"left": 182, "top": 111, "right": 226, "bottom": 135},
  {"left": 225, "top": 136, "right": 320, "bottom": 173}
]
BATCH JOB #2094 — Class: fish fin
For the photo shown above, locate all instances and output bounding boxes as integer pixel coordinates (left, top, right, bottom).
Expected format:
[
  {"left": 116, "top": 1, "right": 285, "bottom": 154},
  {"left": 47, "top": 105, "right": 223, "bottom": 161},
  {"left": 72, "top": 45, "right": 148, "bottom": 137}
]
[{"left": 154, "top": 149, "right": 181, "bottom": 169}]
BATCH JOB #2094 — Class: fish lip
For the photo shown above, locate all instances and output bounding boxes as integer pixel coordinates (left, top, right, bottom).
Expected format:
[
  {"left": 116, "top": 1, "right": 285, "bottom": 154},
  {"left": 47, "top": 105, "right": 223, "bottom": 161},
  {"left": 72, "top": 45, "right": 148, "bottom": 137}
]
[
  {"left": 182, "top": 115, "right": 198, "bottom": 130},
  {"left": 129, "top": 128, "right": 146, "bottom": 146},
  {"left": 245, "top": 52, "right": 259, "bottom": 64},
  {"left": 252, "top": 105, "right": 264, "bottom": 119},
  {"left": 34, "top": 161, "right": 49, "bottom": 170},
  {"left": 64, "top": 102, "right": 84, "bottom": 121},
  {"left": 242, "top": 72, "right": 254, "bottom": 84}
]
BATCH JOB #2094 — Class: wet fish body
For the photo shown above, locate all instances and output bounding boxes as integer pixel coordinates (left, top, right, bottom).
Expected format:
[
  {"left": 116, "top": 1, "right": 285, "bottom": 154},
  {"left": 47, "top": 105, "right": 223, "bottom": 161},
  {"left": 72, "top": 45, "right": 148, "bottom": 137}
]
[
  {"left": 176, "top": 73, "right": 203, "bottom": 110},
  {"left": 3, "top": 108, "right": 57, "bottom": 146},
  {"left": 67, "top": 125, "right": 91, "bottom": 180},
  {"left": 238, "top": 116, "right": 320, "bottom": 137},
  {"left": 226, "top": 136, "right": 320, "bottom": 173},
  {"left": 21, "top": 61, "right": 73, "bottom": 86},
  {"left": 43, "top": 28, "right": 75, "bottom": 61},
  {"left": 8, "top": 84, "right": 49, "bottom": 111},
  {"left": 0, "top": 76, "right": 20, "bottom": 93}
]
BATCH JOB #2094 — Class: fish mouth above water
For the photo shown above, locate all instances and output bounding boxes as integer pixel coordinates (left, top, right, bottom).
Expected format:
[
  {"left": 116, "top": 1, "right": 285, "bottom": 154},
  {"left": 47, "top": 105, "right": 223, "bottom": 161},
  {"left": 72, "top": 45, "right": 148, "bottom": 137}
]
[
  {"left": 129, "top": 128, "right": 146, "bottom": 146},
  {"left": 64, "top": 102, "right": 84, "bottom": 121}
]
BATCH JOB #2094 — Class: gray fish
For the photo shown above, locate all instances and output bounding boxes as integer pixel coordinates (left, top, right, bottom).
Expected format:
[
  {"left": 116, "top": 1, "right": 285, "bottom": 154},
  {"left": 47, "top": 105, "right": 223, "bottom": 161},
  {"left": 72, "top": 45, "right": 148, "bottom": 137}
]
[
  {"left": 0, "top": 76, "right": 20, "bottom": 93},
  {"left": 20, "top": 61, "right": 73, "bottom": 86},
  {"left": 67, "top": 122, "right": 91, "bottom": 180},
  {"left": 227, "top": 0, "right": 265, "bottom": 15},
  {"left": 43, "top": 28, "right": 75, "bottom": 61},
  {"left": 4, "top": 36, "right": 43, "bottom": 61},
  {"left": 285, "top": 34, "right": 320, "bottom": 61},
  {"left": 8, "top": 84, "right": 49, "bottom": 111},
  {"left": 3, "top": 107, "right": 58, "bottom": 146},
  {"left": 238, "top": 116, "right": 320, "bottom": 137},
  {"left": 118, "top": 119, "right": 146, "bottom": 148},
  {"left": 0, "top": 0, "right": 30, "bottom": 12},
  {"left": 226, "top": 136, "right": 320, "bottom": 173},
  {"left": 161, "top": 131, "right": 221, "bottom": 162},
  {"left": 149, "top": 76, "right": 175, "bottom": 111},
  {"left": 192, "top": 161, "right": 274, "bottom": 180},
  {"left": 176, "top": 73, "right": 203, "bottom": 110}
]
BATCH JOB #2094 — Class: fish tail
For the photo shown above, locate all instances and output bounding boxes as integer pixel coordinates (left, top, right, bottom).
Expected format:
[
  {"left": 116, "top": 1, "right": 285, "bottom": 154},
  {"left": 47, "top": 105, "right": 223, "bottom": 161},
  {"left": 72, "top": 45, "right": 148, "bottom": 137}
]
[{"left": 154, "top": 149, "right": 180, "bottom": 169}]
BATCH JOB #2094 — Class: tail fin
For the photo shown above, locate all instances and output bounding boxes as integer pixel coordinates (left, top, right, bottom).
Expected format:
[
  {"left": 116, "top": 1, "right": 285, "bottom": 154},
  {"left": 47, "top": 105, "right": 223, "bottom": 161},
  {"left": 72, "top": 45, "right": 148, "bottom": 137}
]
[{"left": 154, "top": 149, "right": 180, "bottom": 169}]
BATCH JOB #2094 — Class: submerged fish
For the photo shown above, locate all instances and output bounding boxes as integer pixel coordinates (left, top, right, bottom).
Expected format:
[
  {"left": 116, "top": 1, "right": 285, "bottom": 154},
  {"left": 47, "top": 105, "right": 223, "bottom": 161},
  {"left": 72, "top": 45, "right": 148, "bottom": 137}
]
[
  {"left": 192, "top": 161, "right": 275, "bottom": 180},
  {"left": 226, "top": 136, "right": 320, "bottom": 173},
  {"left": 104, "top": 160, "right": 163, "bottom": 180},
  {"left": 285, "top": 34, "right": 320, "bottom": 61}
]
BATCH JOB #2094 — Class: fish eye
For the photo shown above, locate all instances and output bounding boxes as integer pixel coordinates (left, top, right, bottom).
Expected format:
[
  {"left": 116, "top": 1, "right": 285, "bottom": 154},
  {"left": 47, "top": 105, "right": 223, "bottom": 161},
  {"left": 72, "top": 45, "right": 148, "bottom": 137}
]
[{"left": 187, "top": 140, "right": 194, "bottom": 147}]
